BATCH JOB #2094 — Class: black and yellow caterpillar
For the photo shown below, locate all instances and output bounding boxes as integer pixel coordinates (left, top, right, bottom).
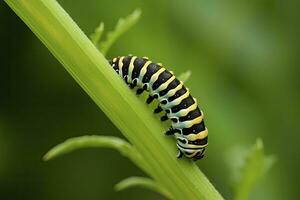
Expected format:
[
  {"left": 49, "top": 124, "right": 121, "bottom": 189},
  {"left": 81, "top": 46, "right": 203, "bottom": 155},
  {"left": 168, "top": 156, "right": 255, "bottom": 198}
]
[{"left": 109, "top": 55, "right": 208, "bottom": 160}]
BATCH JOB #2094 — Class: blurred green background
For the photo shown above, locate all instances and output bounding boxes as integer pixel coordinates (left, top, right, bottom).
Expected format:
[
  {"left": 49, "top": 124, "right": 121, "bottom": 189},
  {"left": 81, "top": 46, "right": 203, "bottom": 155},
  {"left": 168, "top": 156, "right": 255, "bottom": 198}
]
[{"left": 1, "top": 0, "right": 299, "bottom": 199}]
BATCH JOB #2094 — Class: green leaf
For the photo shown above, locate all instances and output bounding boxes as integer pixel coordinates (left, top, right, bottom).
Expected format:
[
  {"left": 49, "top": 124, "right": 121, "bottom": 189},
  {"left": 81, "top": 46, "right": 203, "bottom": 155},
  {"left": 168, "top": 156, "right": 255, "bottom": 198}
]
[
  {"left": 115, "top": 176, "right": 173, "bottom": 199},
  {"left": 5, "top": 1, "right": 223, "bottom": 199},
  {"left": 226, "top": 139, "right": 276, "bottom": 200},
  {"left": 178, "top": 70, "right": 192, "bottom": 83},
  {"left": 44, "top": 135, "right": 132, "bottom": 161},
  {"left": 90, "top": 22, "right": 104, "bottom": 48},
  {"left": 44, "top": 135, "right": 151, "bottom": 175},
  {"left": 100, "top": 9, "right": 141, "bottom": 55}
]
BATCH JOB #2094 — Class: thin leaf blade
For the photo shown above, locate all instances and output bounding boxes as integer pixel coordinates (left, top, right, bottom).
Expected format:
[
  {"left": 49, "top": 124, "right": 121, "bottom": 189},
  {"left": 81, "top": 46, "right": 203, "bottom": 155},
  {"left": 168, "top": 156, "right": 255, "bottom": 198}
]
[
  {"left": 43, "top": 135, "right": 151, "bottom": 174},
  {"left": 115, "top": 176, "right": 173, "bottom": 199},
  {"left": 226, "top": 138, "right": 276, "bottom": 200},
  {"left": 100, "top": 9, "right": 141, "bottom": 55},
  {"left": 44, "top": 135, "right": 129, "bottom": 161},
  {"left": 90, "top": 22, "right": 104, "bottom": 48},
  {"left": 178, "top": 70, "right": 192, "bottom": 83}
]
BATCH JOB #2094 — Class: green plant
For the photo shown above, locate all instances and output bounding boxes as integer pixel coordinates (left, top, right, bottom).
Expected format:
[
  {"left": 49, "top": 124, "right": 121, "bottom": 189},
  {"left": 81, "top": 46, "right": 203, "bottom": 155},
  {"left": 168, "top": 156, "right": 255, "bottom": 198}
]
[
  {"left": 5, "top": 0, "right": 275, "bottom": 199},
  {"left": 90, "top": 9, "right": 141, "bottom": 56},
  {"left": 226, "top": 139, "right": 276, "bottom": 200},
  {"left": 4, "top": 0, "right": 223, "bottom": 199}
]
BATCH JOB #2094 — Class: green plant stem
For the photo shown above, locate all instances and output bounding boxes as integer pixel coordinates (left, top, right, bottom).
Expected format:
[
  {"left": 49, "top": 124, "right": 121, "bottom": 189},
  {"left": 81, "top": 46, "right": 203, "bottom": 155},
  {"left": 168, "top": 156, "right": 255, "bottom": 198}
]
[{"left": 5, "top": 0, "right": 223, "bottom": 199}]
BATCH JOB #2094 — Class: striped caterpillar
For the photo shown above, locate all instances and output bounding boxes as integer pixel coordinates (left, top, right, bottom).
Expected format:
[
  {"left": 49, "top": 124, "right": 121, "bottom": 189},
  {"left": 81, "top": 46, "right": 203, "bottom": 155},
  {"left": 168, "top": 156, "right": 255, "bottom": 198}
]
[{"left": 109, "top": 56, "right": 208, "bottom": 160}]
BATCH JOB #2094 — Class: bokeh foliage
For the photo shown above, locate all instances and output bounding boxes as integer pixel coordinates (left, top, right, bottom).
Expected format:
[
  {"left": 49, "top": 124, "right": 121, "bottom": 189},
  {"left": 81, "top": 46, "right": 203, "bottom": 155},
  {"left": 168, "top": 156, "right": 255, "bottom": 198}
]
[{"left": 1, "top": 0, "right": 299, "bottom": 200}]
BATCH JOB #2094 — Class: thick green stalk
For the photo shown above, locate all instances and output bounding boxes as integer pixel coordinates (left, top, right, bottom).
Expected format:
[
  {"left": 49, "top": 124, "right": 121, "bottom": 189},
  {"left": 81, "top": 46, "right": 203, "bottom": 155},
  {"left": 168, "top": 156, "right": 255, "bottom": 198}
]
[{"left": 5, "top": 0, "right": 223, "bottom": 199}]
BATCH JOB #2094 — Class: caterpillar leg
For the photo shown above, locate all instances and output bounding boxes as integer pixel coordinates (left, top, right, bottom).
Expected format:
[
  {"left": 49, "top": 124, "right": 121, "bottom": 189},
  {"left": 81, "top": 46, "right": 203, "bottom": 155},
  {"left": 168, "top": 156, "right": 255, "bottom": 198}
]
[
  {"left": 136, "top": 88, "right": 144, "bottom": 95},
  {"left": 177, "top": 150, "right": 183, "bottom": 158},
  {"left": 160, "top": 114, "right": 168, "bottom": 121},
  {"left": 165, "top": 127, "right": 179, "bottom": 135},
  {"left": 129, "top": 79, "right": 137, "bottom": 89},
  {"left": 146, "top": 95, "right": 155, "bottom": 104},
  {"left": 154, "top": 106, "right": 163, "bottom": 113},
  {"left": 129, "top": 84, "right": 135, "bottom": 89}
]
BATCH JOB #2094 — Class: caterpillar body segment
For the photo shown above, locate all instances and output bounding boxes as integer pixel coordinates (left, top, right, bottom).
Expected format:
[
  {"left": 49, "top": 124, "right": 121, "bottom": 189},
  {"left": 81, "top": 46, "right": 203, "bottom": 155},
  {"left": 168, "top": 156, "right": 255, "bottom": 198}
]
[{"left": 109, "top": 55, "right": 208, "bottom": 161}]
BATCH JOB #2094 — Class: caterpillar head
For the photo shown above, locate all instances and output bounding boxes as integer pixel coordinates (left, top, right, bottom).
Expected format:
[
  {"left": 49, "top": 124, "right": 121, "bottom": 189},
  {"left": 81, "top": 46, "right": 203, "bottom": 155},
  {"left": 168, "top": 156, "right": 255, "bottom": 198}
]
[
  {"left": 109, "top": 59, "right": 119, "bottom": 73},
  {"left": 176, "top": 136, "right": 207, "bottom": 161}
]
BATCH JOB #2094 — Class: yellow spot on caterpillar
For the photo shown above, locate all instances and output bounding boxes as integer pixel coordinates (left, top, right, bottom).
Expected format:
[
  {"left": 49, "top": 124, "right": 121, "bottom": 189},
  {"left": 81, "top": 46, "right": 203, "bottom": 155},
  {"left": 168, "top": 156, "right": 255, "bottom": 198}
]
[
  {"left": 186, "top": 129, "right": 208, "bottom": 141},
  {"left": 128, "top": 56, "right": 137, "bottom": 82},
  {"left": 118, "top": 56, "right": 125, "bottom": 77}
]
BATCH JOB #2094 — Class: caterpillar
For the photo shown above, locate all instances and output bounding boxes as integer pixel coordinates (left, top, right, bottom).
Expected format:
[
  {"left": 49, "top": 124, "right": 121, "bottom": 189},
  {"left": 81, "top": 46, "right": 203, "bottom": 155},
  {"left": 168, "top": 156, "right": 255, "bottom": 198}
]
[{"left": 109, "top": 55, "right": 208, "bottom": 160}]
